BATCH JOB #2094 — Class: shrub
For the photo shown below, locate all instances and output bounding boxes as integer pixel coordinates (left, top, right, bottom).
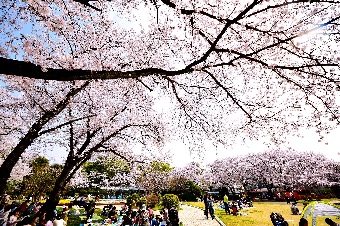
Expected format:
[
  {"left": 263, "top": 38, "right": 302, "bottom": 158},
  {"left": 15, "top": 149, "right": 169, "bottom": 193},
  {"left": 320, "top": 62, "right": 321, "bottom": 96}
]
[
  {"left": 178, "top": 181, "right": 202, "bottom": 201},
  {"left": 146, "top": 194, "right": 159, "bottom": 208},
  {"left": 161, "top": 194, "right": 179, "bottom": 209},
  {"left": 126, "top": 193, "right": 141, "bottom": 206},
  {"left": 137, "top": 197, "right": 147, "bottom": 208}
]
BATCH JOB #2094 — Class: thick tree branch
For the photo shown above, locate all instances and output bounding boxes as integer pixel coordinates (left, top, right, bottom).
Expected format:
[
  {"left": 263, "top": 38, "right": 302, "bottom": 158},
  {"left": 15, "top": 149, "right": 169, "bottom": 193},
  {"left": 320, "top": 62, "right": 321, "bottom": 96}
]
[{"left": 0, "top": 57, "right": 192, "bottom": 81}]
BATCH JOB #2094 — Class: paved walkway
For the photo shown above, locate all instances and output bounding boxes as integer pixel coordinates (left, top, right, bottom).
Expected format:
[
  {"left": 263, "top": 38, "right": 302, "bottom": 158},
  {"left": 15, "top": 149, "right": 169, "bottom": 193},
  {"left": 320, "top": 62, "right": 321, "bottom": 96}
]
[{"left": 179, "top": 204, "right": 221, "bottom": 226}]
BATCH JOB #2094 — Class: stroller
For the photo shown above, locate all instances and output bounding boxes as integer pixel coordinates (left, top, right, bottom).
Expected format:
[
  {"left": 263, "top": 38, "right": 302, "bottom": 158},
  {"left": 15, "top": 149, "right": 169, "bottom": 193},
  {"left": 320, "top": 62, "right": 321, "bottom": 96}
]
[{"left": 270, "top": 212, "right": 289, "bottom": 226}]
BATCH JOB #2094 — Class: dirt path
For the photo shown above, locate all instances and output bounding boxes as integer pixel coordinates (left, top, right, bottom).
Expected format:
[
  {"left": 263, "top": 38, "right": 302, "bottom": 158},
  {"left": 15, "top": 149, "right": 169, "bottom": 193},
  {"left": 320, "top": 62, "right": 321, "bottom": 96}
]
[{"left": 179, "top": 204, "right": 221, "bottom": 226}]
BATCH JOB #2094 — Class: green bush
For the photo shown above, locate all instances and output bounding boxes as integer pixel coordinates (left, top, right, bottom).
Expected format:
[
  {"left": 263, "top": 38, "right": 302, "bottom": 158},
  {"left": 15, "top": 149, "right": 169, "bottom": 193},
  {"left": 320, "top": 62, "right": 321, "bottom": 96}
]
[
  {"left": 161, "top": 194, "right": 179, "bottom": 209},
  {"left": 146, "top": 194, "right": 159, "bottom": 208},
  {"left": 126, "top": 193, "right": 141, "bottom": 206},
  {"left": 179, "top": 181, "right": 202, "bottom": 201},
  {"left": 138, "top": 197, "right": 147, "bottom": 208}
]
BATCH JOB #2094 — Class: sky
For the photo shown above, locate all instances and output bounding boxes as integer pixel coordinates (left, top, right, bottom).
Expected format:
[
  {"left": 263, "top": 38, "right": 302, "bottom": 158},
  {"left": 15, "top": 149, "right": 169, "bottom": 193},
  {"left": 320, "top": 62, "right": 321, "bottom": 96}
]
[
  {"left": 164, "top": 127, "right": 340, "bottom": 167},
  {"left": 45, "top": 124, "right": 340, "bottom": 168}
]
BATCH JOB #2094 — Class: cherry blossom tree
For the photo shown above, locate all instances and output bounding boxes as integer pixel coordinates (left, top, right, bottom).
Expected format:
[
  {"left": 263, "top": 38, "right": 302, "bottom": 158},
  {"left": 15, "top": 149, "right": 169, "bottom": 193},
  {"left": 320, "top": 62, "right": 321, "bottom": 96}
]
[
  {"left": 168, "top": 162, "right": 204, "bottom": 187},
  {"left": 35, "top": 78, "right": 164, "bottom": 215},
  {"left": 205, "top": 150, "right": 338, "bottom": 191},
  {"left": 1, "top": 0, "right": 340, "bottom": 201},
  {"left": 19, "top": 156, "right": 63, "bottom": 202},
  {"left": 0, "top": 0, "right": 338, "bottom": 150},
  {"left": 135, "top": 160, "right": 173, "bottom": 194},
  {"left": 0, "top": 76, "right": 91, "bottom": 195}
]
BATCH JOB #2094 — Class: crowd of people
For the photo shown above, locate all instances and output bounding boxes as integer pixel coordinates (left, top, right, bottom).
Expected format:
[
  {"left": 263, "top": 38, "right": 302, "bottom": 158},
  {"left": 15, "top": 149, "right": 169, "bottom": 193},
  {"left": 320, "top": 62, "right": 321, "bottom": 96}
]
[
  {"left": 202, "top": 192, "right": 253, "bottom": 219},
  {"left": 0, "top": 199, "right": 68, "bottom": 226},
  {"left": 0, "top": 197, "right": 181, "bottom": 226},
  {"left": 100, "top": 204, "right": 179, "bottom": 226}
]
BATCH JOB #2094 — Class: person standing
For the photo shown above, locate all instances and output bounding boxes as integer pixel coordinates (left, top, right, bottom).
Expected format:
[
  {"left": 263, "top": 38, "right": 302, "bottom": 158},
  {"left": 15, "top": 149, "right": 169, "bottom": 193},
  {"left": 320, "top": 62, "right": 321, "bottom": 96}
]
[
  {"left": 223, "top": 193, "right": 230, "bottom": 214},
  {"left": 203, "top": 194, "right": 209, "bottom": 219},
  {"left": 147, "top": 206, "right": 153, "bottom": 222},
  {"left": 206, "top": 195, "right": 215, "bottom": 220},
  {"left": 168, "top": 207, "right": 179, "bottom": 226}
]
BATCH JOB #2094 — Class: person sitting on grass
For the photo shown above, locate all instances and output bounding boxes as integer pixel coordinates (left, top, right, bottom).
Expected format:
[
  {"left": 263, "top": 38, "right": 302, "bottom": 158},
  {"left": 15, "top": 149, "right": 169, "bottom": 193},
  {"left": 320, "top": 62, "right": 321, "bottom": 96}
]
[
  {"left": 150, "top": 214, "right": 158, "bottom": 226},
  {"left": 237, "top": 199, "right": 244, "bottom": 209},
  {"left": 290, "top": 202, "right": 301, "bottom": 215},
  {"left": 231, "top": 202, "right": 239, "bottom": 216},
  {"left": 108, "top": 206, "right": 118, "bottom": 223},
  {"left": 7, "top": 210, "right": 20, "bottom": 226}
]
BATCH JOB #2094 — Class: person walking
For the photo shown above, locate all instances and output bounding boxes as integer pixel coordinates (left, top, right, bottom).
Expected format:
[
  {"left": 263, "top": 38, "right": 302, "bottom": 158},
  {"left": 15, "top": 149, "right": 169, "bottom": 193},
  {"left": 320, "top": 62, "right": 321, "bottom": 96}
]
[{"left": 223, "top": 193, "right": 230, "bottom": 214}]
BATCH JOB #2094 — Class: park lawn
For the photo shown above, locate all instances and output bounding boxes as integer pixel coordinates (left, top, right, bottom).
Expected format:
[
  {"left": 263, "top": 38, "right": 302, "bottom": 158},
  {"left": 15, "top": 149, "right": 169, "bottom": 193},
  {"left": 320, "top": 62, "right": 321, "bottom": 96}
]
[
  {"left": 68, "top": 208, "right": 103, "bottom": 226},
  {"left": 183, "top": 202, "right": 302, "bottom": 226}
]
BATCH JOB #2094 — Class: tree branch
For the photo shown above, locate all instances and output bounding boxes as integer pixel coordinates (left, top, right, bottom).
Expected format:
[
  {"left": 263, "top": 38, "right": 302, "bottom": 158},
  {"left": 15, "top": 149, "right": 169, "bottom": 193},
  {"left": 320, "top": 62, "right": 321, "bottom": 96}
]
[
  {"left": 202, "top": 70, "right": 252, "bottom": 121},
  {"left": 38, "top": 114, "right": 96, "bottom": 136},
  {"left": 0, "top": 57, "right": 192, "bottom": 81}
]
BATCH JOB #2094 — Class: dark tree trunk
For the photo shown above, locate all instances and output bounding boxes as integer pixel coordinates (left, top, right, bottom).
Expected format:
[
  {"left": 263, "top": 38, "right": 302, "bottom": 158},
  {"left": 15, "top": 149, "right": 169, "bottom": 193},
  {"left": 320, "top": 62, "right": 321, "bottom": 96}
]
[
  {"left": 39, "top": 149, "right": 89, "bottom": 218},
  {"left": 40, "top": 168, "right": 70, "bottom": 219},
  {"left": 0, "top": 124, "right": 44, "bottom": 195},
  {"left": 0, "top": 82, "right": 89, "bottom": 196}
]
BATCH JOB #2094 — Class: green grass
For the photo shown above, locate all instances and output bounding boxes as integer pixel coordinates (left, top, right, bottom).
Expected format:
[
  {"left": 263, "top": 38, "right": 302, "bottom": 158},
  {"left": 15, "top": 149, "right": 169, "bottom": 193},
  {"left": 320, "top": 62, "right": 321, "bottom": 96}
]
[
  {"left": 68, "top": 208, "right": 104, "bottom": 226},
  {"left": 184, "top": 200, "right": 340, "bottom": 226},
  {"left": 62, "top": 199, "right": 340, "bottom": 225}
]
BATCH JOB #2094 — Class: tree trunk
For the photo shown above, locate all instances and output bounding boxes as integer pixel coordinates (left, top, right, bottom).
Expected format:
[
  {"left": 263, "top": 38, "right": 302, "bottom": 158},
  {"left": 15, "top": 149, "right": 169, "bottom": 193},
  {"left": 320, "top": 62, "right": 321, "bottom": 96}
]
[
  {"left": 39, "top": 165, "right": 72, "bottom": 219},
  {"left": 38, "top": 149, "right": 89, "bottom": 219},
  {"left": 0, "top": 82, "right": 89, "bottom": 196},
  {"left": 0, "top": 126, "right": 41, "bottom": 195}
]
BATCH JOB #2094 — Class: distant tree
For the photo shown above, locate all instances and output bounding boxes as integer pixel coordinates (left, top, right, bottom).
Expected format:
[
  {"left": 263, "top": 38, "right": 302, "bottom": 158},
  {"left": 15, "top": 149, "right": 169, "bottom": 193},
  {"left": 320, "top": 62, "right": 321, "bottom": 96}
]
[
  {"left": 82, "top": 156, "right": 133, "bottom": 188},
  {"left": 136, "top": 161, "right": 174, "bottom": 194},
  {"left": 166, "top": 179, "right": 202, "bottom": 201},
  {"left": 169, "top": 162, "right": 204, "bottom": 188},
  {"left": 20, "top": 157, "right": 63, "bottom": 202},
  {"left": 126, "top": 193, "right": 141, "bottom": 207},
  {"left": 206, "top": 150, "right": 337, "bottom": 190}
]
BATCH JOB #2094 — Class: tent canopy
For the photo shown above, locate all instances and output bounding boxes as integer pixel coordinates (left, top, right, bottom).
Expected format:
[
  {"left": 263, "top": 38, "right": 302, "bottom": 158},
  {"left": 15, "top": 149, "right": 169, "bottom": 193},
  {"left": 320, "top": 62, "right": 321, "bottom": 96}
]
[{"left": 302, "top": 201, "right": 340, "bottom": 226}]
